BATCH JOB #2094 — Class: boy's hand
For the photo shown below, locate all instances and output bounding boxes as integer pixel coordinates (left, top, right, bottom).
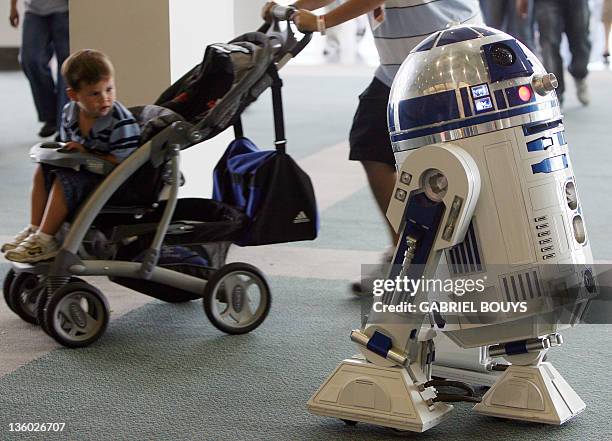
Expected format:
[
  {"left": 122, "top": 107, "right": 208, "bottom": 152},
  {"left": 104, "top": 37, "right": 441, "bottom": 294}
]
[
  {"left": 63, "top": 142, "right": 88, "bottom": 153},
  {"left": 293, "top": 10, "right": 318, "bottom": 32},
  {"left": 9, "top": 5, "right": 19, "bottom": 27}
]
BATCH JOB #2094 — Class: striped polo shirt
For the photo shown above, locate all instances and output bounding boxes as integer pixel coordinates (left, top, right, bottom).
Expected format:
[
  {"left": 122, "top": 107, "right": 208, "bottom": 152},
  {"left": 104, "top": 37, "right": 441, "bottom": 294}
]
[
  {"left": 373, "top": 0, "right": 483, "bottom": 86},
  {"left": 60, "top": 101, "right": 141, "bottom": 161}
]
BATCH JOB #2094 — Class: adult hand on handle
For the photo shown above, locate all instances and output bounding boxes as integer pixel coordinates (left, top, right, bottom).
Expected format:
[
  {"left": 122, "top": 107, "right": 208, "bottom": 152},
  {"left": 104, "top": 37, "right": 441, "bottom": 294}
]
[{"left": 293, "top": 10, "right": 318, "bottom": 32}]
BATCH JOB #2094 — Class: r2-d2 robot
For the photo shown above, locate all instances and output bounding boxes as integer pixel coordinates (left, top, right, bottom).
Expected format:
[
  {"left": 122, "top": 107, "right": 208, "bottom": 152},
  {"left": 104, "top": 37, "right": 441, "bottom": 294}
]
[{"left": 308, "top": 25, "right": 596, "bottom": 432}]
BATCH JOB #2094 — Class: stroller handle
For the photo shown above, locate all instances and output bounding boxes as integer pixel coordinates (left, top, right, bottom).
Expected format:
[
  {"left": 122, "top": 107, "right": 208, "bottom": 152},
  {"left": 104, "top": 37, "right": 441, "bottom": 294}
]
[
  {"left": 258, "top": 5, "right": 312, "bottom": 60},
  {"left": 270, "top": 4, "right": 296, "bottom": 21}
]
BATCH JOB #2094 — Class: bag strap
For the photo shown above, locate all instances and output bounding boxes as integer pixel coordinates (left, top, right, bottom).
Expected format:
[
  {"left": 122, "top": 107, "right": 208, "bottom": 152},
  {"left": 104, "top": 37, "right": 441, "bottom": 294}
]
[
  {"left": 233, "top": 116, "right": 244, "bottom": 138},
  {"left": 268, "top": 65, "right": 287, "bottom": 154}
]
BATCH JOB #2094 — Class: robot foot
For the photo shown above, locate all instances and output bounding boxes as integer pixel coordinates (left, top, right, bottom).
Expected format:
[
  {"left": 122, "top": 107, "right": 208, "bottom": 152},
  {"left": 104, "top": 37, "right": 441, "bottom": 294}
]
[
  {"left": 473, "top": 362, "right": 585, "bottom": 424},
  {"left": 307, "top": 357, "right": 453, "bottom": 432}
]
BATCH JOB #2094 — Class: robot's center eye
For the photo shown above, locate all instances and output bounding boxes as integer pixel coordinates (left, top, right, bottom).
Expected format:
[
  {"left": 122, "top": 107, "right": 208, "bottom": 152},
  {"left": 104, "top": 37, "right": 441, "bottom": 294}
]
[{"left": 490, "top": 43, "right": 516, "bottom": 66}]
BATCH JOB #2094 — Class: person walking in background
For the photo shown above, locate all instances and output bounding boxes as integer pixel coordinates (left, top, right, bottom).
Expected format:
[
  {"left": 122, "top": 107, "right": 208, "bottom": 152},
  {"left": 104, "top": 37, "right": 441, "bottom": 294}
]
[
  {"left": 8, "top": 0, "right": 69, "bottom": 138},
  {"left": 322, "top": 0, "right": 368, "bottom": 63},
  {"left": 603, "top": 0, "right": 612, "bottom": 65},
  {"left": 518, "top": 0, "right": 591, "bottom": 106},
  {"left": 479, "top": 0, "right": 535, "bottom": 51}
]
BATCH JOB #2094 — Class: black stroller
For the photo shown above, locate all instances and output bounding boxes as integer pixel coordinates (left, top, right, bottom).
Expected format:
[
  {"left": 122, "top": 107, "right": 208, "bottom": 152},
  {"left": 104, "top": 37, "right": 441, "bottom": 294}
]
[{"left": 2, "top": 7, "right": 312, "bottom": 348}]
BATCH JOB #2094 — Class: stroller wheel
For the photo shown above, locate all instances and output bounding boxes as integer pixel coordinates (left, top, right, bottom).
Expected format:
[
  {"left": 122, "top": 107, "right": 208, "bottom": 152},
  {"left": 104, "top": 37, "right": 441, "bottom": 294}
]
[
  {"left": 43, "top": 281, "right": 109, "bottom": 348},
  {"left": 8, "top": 272, "right": 45, "bottom": 325},
  {"left": 36, "top": 277, "right": 85, "bottom": 335},
  {"left": 3, "top": 269, "right": 17, "bottom": 313},
  {"left": 203, "top": 262, "right": 271, "bottom": 335}
]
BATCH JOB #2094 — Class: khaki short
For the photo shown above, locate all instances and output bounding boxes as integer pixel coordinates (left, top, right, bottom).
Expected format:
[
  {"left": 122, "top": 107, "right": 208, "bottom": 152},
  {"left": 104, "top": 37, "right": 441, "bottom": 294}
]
[{"left": 603, "top": 0, "right": 612, "bottom": 23}]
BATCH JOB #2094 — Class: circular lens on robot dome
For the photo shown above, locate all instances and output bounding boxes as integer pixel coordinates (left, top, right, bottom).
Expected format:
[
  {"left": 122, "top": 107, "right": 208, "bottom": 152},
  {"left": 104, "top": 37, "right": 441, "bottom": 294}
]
[
  {"left": 490, "top": 43, "right": 516, "bottom": 66},
  {"left": 421, "top": 169, "right": 448, "bottom": 203},
  {"left": 518, "top": 85, "right": 532, "bottom": 102},
  {"left": 572, "top": 215, "right": 586, "bottom": 244},
  {"left": 565, "top": 181, "right": 578, "bottom": 210}
]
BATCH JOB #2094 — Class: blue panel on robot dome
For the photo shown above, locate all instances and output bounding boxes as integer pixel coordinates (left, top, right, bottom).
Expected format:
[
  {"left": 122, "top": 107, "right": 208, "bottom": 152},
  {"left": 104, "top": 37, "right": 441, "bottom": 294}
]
[
  {"left": 414, "top": 32, "right": 440, "bottom": 52},
  {"left": 531, "top": 154, "right": 568, "bottom": 174},
  {"left": 494, "top": 89, "right": 507, "bottom": 110},
  {"left": 505, "top": 341, "right": 528, "bottom": 355},
  {"left": 482, "top": 39, "right": 534, "bottom": 82},
  {"left": 436, "top": 27, "right": 480, "bottom": 47},
  {"left": 527, "top": 136, "right": 554, "bottom": 152},
  {"left": 367, "top": 331, "right": 393, "bottom": 358},
  {"left": 460, "top": 87, "right": 473, "bottom": 117},
  {"left": 470, "top": 26, "right": 498, "bottom": 37},
  {"left": 398, "top": 90, "right": 460, "bottom": 130}
]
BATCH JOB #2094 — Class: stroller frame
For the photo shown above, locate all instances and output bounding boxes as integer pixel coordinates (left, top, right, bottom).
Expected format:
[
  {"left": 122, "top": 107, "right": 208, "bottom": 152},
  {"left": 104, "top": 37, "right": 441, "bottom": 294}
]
[{"left": 4, "top": 6, "right": 311, "bottom": 347}]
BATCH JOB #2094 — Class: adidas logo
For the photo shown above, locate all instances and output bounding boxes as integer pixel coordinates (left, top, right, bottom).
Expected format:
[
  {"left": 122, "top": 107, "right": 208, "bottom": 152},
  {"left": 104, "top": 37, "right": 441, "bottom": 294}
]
[{"left": 293, "top": 211, "right": 310, "bottom": 224}]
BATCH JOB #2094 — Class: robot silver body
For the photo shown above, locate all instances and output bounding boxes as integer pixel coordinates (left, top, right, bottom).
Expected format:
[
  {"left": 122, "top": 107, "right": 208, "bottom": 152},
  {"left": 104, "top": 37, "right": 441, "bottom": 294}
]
[{"left": 308, "top": 26, "right": 596, "bottom": 432}]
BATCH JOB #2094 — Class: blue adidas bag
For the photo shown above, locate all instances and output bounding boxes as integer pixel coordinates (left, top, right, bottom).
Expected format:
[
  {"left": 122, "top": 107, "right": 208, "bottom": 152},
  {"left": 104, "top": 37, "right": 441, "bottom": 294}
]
[{"left": 213, "top": 137, "right": 318, "bottom": 246}]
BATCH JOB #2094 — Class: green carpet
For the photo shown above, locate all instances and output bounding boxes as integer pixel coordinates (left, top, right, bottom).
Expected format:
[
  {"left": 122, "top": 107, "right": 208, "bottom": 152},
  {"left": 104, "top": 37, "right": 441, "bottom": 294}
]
[{"left": 0, "top": 275, "right": 610, "bottom": 440}]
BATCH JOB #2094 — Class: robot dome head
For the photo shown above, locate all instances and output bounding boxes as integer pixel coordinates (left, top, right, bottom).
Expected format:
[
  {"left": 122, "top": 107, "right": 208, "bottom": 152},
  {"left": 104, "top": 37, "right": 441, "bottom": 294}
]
[{"left": 388, "top": 25, "right": 560, "bottom": 154}]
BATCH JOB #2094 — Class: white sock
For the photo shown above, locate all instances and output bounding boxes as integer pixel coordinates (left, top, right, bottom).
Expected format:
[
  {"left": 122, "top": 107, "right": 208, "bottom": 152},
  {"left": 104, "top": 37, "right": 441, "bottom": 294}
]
[
  {"left": 29, "top": 224, "right": 39, "bottom": 232},
  {"left": 37, "top": 231, "right": 54, "bottom": 243}
]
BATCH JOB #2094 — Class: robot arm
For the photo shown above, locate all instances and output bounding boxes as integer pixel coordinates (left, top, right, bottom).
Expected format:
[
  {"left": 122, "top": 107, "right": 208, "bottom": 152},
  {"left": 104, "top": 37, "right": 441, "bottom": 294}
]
[{"left": 353, "top": 143, "right": 481, "bottom": 378}]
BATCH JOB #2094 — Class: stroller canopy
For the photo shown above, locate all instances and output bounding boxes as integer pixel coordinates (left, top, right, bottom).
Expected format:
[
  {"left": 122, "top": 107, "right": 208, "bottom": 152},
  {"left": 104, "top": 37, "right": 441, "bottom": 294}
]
[{"left": 155, "top": 33, "right": 275, "bottom": 141}]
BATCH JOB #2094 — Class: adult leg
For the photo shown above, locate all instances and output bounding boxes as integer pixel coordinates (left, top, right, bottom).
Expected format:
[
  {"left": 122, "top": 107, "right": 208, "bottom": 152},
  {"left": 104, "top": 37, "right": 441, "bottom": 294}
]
[
  {"left": 563, "top": 0, "right": 591, "bottom": 81},
  {"left": 361, "top": 160, "right": 399, "bottom": 244},
  {"left": 563, "top": 0, "right": 590, "bottom": 105},
  {"left": 534, "top": 0, "right": 565, "bottom": 99},
  {"left": 506, "top": 0, "right": 536, "bottom": 51},
  {"left": 605, "top": 22, "right": 611, "bottom": 56},
  {"left": 20, "top": 13, "right": 56, "bottom": 126},
  {"left": 604, "top": 0, "right": 612, "bottom": 61},
  {"left": 50, "top": 11, "right": 70, "bottom": 129},
  {"left": 348, "top": 77, "right": 398, "bottom": 294},
  {"left": 479, "top": 0, "right": 506, "bottom": 29}
]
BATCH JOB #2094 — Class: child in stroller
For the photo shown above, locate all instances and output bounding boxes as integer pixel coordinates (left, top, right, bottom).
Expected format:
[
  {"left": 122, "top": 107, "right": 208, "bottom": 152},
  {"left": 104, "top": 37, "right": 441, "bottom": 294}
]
[
  {"left": 3, "top": 49, "right": 141, "bottom": 264},
  {"left": 2, "top": 5, "right": 312, "bottom": 348}
]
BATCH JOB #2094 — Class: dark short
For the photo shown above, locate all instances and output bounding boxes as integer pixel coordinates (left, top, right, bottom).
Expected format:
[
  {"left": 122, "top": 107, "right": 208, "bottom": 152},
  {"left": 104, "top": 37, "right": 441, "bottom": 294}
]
[
  {"left": 348, "top": 77, "right": 395, "bottom": 166},
  {"left": 41, "top": 164, "right": 103, "bottom": 216}
]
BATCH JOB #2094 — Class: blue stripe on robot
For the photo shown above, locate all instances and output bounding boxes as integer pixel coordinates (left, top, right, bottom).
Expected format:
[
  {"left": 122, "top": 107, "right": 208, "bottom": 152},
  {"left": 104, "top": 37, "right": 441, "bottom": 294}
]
[
  {"left": 436, "top": 27, "right": 480, "bottom": 47},
  {"left": 531, "top": 154, "right": 568, "bottom": 174},
  {"left": 391, "top": 101, "right": 557, "bottom": 142}
]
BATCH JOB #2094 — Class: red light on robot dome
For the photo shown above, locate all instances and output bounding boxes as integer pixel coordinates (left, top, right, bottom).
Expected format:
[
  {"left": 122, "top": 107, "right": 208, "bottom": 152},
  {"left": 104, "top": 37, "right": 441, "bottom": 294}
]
[{"left": 518, "top": 85, "right": 532, "bottom": 102}]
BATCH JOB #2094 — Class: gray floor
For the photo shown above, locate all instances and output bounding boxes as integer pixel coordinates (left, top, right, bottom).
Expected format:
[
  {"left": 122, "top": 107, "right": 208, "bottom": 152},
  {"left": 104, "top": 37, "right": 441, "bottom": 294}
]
[{"left": 1, "top": 65, "right": 612, "bottom": 440}]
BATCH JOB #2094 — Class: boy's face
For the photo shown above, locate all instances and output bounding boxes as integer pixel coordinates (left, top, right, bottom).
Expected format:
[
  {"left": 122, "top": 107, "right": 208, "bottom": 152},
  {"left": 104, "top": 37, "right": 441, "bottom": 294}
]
[{"left": 68, "top": 76, "right": 116, "bottom": 119}]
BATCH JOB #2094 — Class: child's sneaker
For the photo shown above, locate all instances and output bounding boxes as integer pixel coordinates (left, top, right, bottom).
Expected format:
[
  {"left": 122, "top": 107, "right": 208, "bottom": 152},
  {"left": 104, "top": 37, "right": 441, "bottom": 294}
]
[
  {"left": 1, "top": 226, "right": 37, "bottom": 253},
  {"left": 5, "top": 234, "right": 59, "bottom": 263}
]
